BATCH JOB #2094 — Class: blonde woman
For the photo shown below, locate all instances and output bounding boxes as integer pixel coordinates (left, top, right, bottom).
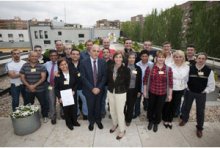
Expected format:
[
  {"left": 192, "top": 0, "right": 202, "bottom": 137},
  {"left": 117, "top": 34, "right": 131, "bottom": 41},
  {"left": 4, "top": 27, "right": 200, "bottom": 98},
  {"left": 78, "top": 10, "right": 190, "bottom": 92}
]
[{"left": 162, "top": 50, "right": 189, "bottom": 129}]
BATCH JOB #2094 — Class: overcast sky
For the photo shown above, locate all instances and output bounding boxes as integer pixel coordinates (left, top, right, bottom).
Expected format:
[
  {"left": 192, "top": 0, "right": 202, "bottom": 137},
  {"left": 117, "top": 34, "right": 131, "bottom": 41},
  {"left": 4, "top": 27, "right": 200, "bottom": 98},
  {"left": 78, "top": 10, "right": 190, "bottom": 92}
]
[{"left": 0, "top": 0, "right": 187, "bottom": 27}]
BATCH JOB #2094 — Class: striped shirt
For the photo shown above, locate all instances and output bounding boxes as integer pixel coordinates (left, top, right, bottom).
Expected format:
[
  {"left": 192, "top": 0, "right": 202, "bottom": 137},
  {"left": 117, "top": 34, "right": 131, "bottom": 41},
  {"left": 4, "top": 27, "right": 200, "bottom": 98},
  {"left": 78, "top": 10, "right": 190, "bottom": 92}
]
[{"left": 20, "top": 62, "right": 47, "bottom": 92}]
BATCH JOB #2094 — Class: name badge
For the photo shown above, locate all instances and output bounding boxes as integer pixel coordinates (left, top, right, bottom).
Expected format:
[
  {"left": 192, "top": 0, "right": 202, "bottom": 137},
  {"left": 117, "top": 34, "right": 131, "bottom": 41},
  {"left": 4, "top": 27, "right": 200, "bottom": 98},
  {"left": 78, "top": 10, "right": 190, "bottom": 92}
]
[
  {"left": 185, "top": 61, "right": 190, "bottom": 65},
  {"left": 39, "top": 60, "right": 44, "bottom": 64},
  {"left": 159, "top": 71, "right": 164, "bottom": 75},
  {"left": 77, "top": 73, "right": 81, "bottom": 77},
  {"left": 15, "top": 83, "right": 20, "bottom": 87},
  {"left": 149, "top": 55, "right": 154, "bottom": 61},
  {"left": 48, "top": 86, "right": 53, "bottom": 90},
  {"left": 31, "top": 68, "right": 36, "bottom": 72},
  {"left": 132, "top": 70, "right": 137, "bottom": 74},
  {"left": 64, "top": 81, "right": 69, "bottom": 85},
  {"left": 198, "top": 72, "right": 204, "bottom": 76}
]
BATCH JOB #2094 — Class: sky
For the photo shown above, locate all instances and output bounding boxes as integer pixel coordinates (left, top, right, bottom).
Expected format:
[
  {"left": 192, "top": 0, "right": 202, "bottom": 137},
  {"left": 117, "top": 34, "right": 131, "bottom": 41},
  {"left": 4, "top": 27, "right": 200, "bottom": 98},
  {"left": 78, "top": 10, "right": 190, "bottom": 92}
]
[{"left": 0, "top": 0, "right": 187, "bottom": 27}]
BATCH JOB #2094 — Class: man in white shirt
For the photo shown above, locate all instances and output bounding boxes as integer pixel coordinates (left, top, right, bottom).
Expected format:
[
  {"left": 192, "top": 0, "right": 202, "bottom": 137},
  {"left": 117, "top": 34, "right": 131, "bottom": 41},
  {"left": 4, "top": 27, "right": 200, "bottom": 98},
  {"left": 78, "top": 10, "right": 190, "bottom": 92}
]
[
  {"left": 6, "top": 49, "right": 28, "bottom": 111},
  {"left": 162, "top": 41, "right": 173, "bottom": 67},
  {"left": 135, "top": 50, "right": 153, "bottom": 118},
  {"left": 180, "top": 52, "right": 215, "bottom": 138}
]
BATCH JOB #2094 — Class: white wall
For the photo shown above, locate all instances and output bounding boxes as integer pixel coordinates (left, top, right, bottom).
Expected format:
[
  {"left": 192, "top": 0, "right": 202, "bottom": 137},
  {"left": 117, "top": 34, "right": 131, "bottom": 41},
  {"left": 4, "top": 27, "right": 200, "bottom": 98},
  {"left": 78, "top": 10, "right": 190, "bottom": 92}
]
[{"left": 0, "top": 29, "right": 29, "bottom": 42}]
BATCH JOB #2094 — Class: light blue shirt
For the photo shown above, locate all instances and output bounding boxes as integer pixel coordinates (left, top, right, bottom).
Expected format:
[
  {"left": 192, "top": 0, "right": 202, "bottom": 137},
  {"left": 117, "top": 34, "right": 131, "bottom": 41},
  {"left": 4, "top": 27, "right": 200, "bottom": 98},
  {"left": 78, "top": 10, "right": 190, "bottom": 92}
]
[{"left": 44, "top": 61, "right": 58, "bottom": 83}]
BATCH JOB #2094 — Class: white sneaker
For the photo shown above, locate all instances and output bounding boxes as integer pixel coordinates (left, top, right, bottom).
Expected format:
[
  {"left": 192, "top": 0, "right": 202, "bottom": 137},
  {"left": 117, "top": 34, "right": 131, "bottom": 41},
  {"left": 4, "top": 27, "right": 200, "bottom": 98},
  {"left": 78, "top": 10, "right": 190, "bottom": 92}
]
[{"left": 43, "top": 117, "right": 48, "bottom": 123}]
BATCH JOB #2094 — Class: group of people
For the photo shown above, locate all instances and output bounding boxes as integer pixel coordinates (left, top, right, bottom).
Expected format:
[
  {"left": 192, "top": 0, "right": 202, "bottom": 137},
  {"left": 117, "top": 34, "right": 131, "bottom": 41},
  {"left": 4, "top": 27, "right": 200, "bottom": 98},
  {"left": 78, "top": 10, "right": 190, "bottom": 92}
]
[{"left": 6, "top": 38, "right": 215, "bottom": 140}]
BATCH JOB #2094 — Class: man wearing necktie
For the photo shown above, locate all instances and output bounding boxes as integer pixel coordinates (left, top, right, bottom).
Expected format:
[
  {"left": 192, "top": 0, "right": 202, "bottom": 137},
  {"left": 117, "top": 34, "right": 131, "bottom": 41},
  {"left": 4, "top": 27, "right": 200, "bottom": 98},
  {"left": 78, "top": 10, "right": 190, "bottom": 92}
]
[
  {"left": 44, "top": 50, "right": 58, "bottom": 125},
  {"left": 80, "top": 44, "right": 107, "bottom": 131}
]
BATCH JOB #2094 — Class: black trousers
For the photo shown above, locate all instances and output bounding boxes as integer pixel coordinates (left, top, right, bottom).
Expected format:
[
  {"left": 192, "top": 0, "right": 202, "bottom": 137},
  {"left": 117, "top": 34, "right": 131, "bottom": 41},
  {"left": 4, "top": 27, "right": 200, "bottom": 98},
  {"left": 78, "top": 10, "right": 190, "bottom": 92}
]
[
  {"left": 125, "top": 88, "right": 137, "bottom": 123},
  {"left": 85, "top": 92, "right": 102, "bottom": 125},
  {"left": 26, "top": 90, "right": 49, "bottom": 117},
  {"left": 181, "top": 90, "right": 206, "bottom": 130},
  {"left": 162, "top": 90, "right": 184, "bottom": 122},
  {"left": 147, "top": 92, "right": 166, "bottom": 124},
  {"left": 62, "top": 104, "right": 77, "bottom": 127}
]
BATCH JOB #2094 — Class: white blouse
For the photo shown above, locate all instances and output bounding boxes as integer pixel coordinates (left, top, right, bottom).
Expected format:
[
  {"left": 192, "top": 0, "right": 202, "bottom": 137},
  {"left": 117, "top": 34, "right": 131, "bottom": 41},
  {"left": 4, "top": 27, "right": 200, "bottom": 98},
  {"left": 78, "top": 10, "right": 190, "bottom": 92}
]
[
  {"left": 170, "top": 63, "right": 189, "bottom": 91},
  {"left": 63, "top": 72, "right": 70, "bottom": 84}
]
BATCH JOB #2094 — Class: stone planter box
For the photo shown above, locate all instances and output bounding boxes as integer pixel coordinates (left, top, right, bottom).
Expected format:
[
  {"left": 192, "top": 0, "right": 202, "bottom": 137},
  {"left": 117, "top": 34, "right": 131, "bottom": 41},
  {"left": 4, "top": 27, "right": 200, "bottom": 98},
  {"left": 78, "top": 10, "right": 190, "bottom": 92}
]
[{"left": 11, "top": 111, "right": 41, "bottom": 136}]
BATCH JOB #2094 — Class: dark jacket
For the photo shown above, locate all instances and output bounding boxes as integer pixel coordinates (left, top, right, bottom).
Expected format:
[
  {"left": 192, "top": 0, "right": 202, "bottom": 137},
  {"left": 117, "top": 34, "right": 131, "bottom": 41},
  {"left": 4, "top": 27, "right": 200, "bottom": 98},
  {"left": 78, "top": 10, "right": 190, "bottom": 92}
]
[
  {"left": 107, "top": 64, "right": 130, "bottom": 94},
  {"left": 68, "top": 61, "right": 82, "bottom": 90},
  {"left": 54, "top": 68, "right": 77, "bottom": 100},
  {"left": 80, "top": 57, "right": 107, "bottom": 95},
  {"left": 126, "top": 64, "right": 142, "bottom": 93}
]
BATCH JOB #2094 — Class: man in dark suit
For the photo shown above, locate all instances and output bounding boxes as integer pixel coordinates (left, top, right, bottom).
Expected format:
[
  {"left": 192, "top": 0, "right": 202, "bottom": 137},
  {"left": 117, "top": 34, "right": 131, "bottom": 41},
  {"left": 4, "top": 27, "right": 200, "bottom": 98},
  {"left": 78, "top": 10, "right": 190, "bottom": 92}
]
[{"left": 80, "top": 44, "right": 107, "bottom": 131}]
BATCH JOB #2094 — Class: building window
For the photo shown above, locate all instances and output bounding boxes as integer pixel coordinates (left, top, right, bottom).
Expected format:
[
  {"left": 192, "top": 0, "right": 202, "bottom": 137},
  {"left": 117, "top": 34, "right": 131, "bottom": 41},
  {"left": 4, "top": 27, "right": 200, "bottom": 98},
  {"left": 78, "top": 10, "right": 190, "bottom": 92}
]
[
  {"left": 34, "top": 31, "right": 38, "bottom": 39},
  {"left": 58, "top": 31, "right": 62, "bottom": 36},
  {"left": 65, "top": 40, "right": 72, "bottom": 43},
  {"left": 18, "top": 34, "right": 24, "bottom": 38},
  {"left": 19, "top": 40, "right": 24, "bottom": 42},
  {"left": 0, "top": 34, "right": 2, "bottom": 38},
  {"left": 44, "top": 31, "right": 48, "bottom": 39},
  {"left": 8, "top": 34, "right": 13, "bottom": 38},
  {"left": 44, "top": 40, "right": 51, "bottom": 44},
  {"left": 39, "top": 30, "right": 43, "bottom": 39},
  {"left": 78, "top": 34, "right": 84, "bottom": 38},
  {"left": 9, "top": 40, "right": 14, "bottom": 43}
]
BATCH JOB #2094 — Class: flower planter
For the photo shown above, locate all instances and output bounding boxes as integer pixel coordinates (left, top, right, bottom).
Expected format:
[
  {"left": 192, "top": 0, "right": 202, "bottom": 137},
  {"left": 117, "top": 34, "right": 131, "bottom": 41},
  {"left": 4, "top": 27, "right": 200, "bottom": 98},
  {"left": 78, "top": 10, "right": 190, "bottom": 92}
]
[{"left": 11, "top": 111, "right": 41, "bottom": 136}]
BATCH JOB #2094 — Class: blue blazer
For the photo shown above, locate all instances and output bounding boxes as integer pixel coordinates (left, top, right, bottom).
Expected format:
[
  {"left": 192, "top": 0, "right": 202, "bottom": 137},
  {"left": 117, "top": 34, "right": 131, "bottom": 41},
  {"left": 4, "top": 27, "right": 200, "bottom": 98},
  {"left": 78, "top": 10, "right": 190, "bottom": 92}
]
[{"left": 80, "top": 57, "right": 107, "bottom": 95}]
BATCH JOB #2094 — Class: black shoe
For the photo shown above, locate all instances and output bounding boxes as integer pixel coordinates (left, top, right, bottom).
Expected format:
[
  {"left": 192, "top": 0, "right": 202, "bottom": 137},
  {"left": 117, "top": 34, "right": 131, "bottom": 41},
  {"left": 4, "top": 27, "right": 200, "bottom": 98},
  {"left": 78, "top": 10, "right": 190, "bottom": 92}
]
[
  {"left": 153, "top": 124, "right": 158, "bottom": 132},
  {"left": 88, "top": 124, "right": 94, "bottom": 131},
  {"left": 67, "top": 125, "right": 74, "bottom": 130},
  {"left": 163, "top": 123, "right": 168, "bottom": 128},
  {"left": 168, "top": 124, "right": 172, "bottom": 129},
  {"left": 96, "top": 122, "right": 103, "bottom": 129},
  {"left": 51, "top": 119, "right": 56, "bottom": 125},
  {"left": 83, "top": 115, "right": 88, "bottom": 120},
  {"left": 148, "top": 122, "right": 153, "bottom": 130},
  {"left": 73, "top": 121, "right": 80, "bottom": 127}
]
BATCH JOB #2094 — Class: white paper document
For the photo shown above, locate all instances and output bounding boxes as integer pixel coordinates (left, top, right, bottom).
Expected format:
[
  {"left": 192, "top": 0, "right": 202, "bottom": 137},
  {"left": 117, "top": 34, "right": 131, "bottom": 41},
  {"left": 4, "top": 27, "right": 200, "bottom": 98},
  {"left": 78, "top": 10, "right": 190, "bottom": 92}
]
[{"left": 60, "top": 89, "right": 75, "bottom": 107}]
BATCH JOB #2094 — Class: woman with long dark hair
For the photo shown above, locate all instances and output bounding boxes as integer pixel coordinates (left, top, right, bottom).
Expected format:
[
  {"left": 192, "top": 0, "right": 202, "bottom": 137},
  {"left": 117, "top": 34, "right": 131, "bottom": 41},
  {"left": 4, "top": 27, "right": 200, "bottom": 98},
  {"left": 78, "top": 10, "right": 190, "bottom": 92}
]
[{"left": 54, "top": 58, "right": 80, "bottom": 130}]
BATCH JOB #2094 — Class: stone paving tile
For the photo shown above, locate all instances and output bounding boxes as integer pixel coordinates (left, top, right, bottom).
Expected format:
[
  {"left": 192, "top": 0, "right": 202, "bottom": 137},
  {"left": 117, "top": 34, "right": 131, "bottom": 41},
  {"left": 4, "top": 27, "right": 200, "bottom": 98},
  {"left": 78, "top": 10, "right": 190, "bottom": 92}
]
[
  {"left": 94, "top": 118, "right": 142, "bottom": 147},
  {"left": 4, "top": 119, "right": 54, "bottom": 147},
  {"left": 43, "top": 120, "right": 94, "bottom": 147},
  {"left": 137, "top": 122, "right": 190, "bottom": 147},
  {"left": 1, "top": 116, "right": 220, "bottom": 147},
  {"left": 178, "top": 122, "right": 220, "bottom": 147}
]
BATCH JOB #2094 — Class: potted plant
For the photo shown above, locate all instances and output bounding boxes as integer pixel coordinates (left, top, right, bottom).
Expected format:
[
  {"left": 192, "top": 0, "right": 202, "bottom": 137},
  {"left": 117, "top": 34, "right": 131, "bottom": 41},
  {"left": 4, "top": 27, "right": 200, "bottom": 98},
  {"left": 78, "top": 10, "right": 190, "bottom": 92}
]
[{"left": 11, "top": 105, "right": 41, "bottom": 136}]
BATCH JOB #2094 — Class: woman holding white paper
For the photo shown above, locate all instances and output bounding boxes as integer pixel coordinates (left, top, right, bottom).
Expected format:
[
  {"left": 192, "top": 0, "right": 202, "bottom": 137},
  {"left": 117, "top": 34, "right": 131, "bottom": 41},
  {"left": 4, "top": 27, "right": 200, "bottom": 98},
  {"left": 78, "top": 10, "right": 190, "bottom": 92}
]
[{"left": 54, "top": 58, "right": 80, "bottom": 130}]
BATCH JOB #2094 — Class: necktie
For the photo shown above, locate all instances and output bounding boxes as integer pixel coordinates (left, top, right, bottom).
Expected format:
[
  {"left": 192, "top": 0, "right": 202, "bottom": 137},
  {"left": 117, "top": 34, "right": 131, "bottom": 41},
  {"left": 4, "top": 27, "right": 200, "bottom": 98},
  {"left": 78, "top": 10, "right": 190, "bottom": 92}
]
[
  {"left": 50, "top": 62, "right": 55, "bottom": 86},
  {"left": 93, "top": 60, "right": 97, "bottom": 86}
]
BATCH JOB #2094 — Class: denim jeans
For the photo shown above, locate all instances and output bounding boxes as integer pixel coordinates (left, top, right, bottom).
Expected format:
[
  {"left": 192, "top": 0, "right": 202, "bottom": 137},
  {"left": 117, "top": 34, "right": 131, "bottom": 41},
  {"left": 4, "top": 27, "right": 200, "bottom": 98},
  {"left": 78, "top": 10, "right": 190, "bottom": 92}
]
[
  {"left": 47, "top": 86, "right": 56, "bottom": 120},
  {"left": 10, "top": 84, "right": 29, "bottom": 111},
  {"left": 77, "top": 90, "right": 88, "bottom": 116},
  {"left": 26, "top": 90, "right": 49, "bottom": 117}
]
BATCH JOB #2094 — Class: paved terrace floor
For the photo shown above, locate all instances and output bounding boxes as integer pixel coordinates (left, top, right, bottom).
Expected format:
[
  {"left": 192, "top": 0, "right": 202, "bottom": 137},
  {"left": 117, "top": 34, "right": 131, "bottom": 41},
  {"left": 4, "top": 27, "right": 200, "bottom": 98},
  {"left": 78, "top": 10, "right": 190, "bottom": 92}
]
[{"left": 0, "top": 114, "right": 220, "bottom": 147}]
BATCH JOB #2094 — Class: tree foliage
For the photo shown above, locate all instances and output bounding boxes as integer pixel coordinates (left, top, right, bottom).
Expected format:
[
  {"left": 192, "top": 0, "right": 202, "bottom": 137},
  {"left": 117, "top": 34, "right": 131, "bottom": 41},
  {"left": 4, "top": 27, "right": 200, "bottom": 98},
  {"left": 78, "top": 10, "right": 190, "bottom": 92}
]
[
  {"left": 121, "top": 2, "right": 220, "bottom": 58},
  {"left": 186, "top": 2, "right": 220, "bottom": 58}
]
